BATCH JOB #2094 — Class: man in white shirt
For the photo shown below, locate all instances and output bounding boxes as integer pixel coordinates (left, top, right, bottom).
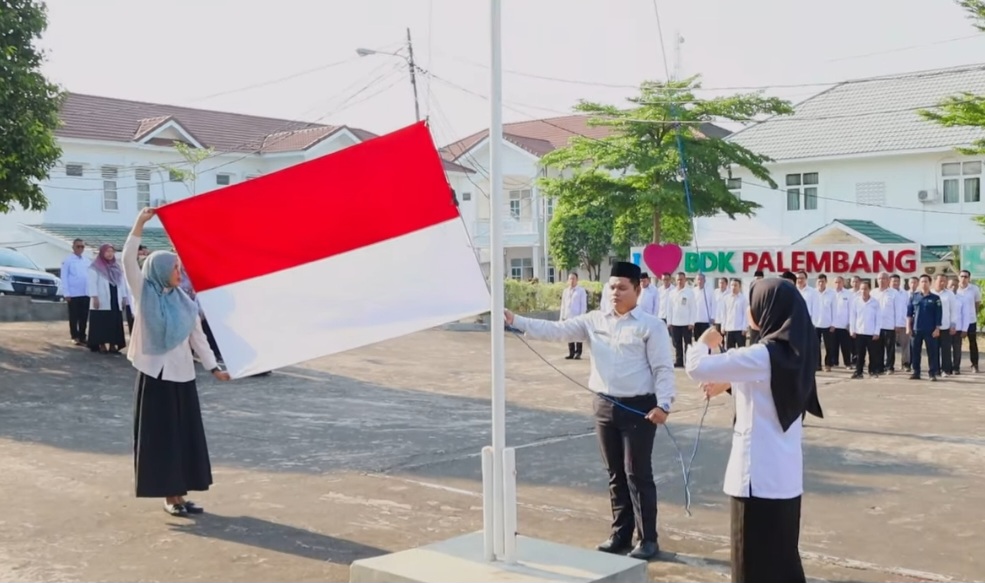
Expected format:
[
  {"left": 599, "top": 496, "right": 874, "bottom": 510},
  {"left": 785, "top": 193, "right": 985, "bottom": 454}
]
[
  {"left": 900, "top": 276, "right": 919, "bottom": 372},
  {"left": 638, "top": 272, "right": 659, "bottom": 316},
  {"left": 831, "top": 276, "right": 854, "bottom": 369},
  {"left": 58, "top": 238, "right": 92, "bottom": 345},
  {"left": 692, "top": 273, "right": 716, "bottom": 339},
  {"left": 560, "top": 272, "right": 588, "bottom": 360},
  {"left": 849, "top": 281, "right": 880, "bottom": 379},
  {"left": 850, "top": 275, "right": 862, "bottom": 296},
  {"left": 870, "top": 272, "right": 901, "bottom": 375},
  {"left": 814, "top": 274, "right": 837, "bottom": 371},
  {"left": 721, "top": 278, "right": 748, "bottom": 350},
  {"left": 656, "top": 273, "right": 672, "bottom": 324},
  {"left": 956, "top": 269, "right": 981, "bottom": 373},
  {"left": 932, "top": 274, "right": 960, "bottom": 376},
  {"left": 505, "top": 261, "right": 675, "bottom": 560},
  {"left": 890, "top": 274, "right": 910, "bottom": 372},
  {"left": 667, "top": 272, "right": 696, "bottom": 367}
]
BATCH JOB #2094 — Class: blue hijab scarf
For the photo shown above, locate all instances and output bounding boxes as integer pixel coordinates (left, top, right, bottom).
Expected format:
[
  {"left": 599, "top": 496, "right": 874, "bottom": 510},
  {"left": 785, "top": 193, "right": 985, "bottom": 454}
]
[{"left": 140, "top": 251, "right": 199, "bottom": 354}]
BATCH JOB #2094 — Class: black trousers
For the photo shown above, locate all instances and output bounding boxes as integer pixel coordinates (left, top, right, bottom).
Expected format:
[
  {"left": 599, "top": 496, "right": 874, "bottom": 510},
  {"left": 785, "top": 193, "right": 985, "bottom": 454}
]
[
  {"left": 725, "top": 330, "right": 746, "bottom": 350},
  {"left": 816, "top": 327, "right": 836, "bottom": 368},
  {"left": 594, "top": 394, "right": 658, "bottom": 544},
  {"left": 568, "top": 342, "right": 583, "bottom": 357},
  {"left": 872, "top": 329, "right": 896, "bottom": 373},
  {"left": 952, "top": 330, "right": 965, "bottom": 371},
  {"left": 834, "top": 328, "right": 852, "bottom": 366},
  {"left": 910, "top": 331, "right": 940, "bottom": 377},
  {"left": 854, "top": 334, "right": 875, "bottom": 376},
  {"left": 670, "top": 326, "right": 692, "bottom": 366},
  {"left": 694, "top": 322, "right": 711, "bottom": 339},
  {"left": 747, "top": 328, "right": 760, "bottom": 344},
  {"left": 730, "top": 495, "right": 805, "bottom": 583},
  {"left": 937, "top": 332, "right": 954, "bottom": 374},
  {"left": 966, "top": 323, "right": 980, "bottom": 370},
  {"left": 67, "top": 296, "right": 89, "bottom": 341}
]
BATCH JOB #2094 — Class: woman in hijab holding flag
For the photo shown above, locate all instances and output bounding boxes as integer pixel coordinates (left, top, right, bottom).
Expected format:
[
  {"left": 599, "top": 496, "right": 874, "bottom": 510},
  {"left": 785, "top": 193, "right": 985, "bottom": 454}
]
[
  {"left": 123, "top": 208, "right": 231, "bottom": 517},
  {"left": 685, "top": 278, "right": 823, "bottom": 583},
  {"left": 86, "top": 243, "right": 129, "bottom": 353}
]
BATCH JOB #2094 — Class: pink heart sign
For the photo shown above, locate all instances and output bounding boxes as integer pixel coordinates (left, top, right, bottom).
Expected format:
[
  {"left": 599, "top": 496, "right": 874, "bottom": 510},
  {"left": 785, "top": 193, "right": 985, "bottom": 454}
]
[{"left": 642, "top": 243, "right": 683, "bottom": 275}]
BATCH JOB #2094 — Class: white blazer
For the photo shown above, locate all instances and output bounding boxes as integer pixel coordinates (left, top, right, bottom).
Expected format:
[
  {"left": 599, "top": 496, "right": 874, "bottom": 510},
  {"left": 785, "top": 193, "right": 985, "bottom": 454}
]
[{"left": 87, "top": 268, "right": 129, "bottom": 311}]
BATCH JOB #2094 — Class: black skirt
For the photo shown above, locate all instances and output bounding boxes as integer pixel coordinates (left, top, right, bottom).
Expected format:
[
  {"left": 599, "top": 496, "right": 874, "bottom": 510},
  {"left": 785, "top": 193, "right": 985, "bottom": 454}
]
[
  {"left": 730, "top": 495, "right": 806, "bottom": 583},
  {"left": 87, "top": 284, "right": 126, "bottom": 350},
  {"left": 133, "top": 371, "right": 213, "bottom": 498}
]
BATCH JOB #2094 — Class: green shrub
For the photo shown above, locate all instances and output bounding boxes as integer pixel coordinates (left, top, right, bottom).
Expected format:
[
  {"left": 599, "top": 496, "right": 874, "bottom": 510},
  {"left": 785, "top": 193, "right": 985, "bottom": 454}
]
[{"left": 504, "top": 279, "right": 604, "bottom": 313}]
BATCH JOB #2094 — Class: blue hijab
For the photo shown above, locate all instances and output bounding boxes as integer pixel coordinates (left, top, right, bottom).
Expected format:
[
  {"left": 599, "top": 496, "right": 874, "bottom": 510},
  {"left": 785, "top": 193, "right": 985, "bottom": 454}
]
[{"left": 140, "top": 251, "right": 199, "bottom": 354}]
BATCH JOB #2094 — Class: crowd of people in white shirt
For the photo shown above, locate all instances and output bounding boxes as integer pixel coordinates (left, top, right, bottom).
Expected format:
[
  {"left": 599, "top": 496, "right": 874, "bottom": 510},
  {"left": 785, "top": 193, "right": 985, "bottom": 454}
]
[{"left": 559, "top": 266, "right": 982, "bottom": 380}]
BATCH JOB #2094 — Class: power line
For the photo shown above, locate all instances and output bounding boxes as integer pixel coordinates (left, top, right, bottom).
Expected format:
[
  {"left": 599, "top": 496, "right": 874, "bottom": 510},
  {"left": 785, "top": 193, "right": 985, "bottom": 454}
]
[{"left": 826, "top": 34, "right": 984, "bottom": 63}]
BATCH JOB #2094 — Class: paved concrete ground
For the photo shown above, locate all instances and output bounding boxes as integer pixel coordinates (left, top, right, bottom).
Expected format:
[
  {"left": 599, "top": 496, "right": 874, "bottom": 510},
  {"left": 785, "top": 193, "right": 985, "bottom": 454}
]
[{"left": 0, "top": 321, "right": 982, "bottom": 583}]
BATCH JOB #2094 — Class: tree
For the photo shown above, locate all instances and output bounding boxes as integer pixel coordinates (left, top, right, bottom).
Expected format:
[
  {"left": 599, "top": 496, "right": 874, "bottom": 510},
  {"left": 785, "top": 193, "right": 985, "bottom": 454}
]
[
  {"left": 919, "top": 0, "right": 985, "bottom": 233},
  {"left": 548, "top": 197, "right": 613, "bottom": 280},
  {"left": 0, "top": 0, "right": 64, "bottom": 213},
  {"left": 161, "top": 142, "right": 216, "bottom": 197},
  {"left": 539, "top": 76, "right": 792, "bottom": 244}
]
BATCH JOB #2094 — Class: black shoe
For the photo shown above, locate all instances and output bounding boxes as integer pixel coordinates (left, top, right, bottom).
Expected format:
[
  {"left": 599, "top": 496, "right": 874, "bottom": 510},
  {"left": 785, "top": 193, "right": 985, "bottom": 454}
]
[
  {"left": 596, "top": 537, "right": 632, "bottom": 554},
  {"left": 182, "top": 501, "right": 205, "bottom": 514},
  {"left": 850, "top": 373, "right": 863, "bottom": 379},
  {"left": 564, "top": 355, "right": 574, "bottom": 360},
  {"left": 628, "top": 541, "right": 660, "bottom": 560},
  {"left": 909, "top": 374, "right": 920, "bottom": 380},
  {"left": 163, "top": 502, "right": 188, "bottom": 517},
  {"left": 574, "top": 355, "right": 581, "bottom": 360}
]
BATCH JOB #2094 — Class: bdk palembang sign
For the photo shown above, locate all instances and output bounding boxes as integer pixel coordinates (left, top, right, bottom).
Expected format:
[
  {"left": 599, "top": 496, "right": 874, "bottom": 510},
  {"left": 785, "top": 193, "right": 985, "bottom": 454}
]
[{"left": 629, "top": 243, "right": 920, "bottom": 276}]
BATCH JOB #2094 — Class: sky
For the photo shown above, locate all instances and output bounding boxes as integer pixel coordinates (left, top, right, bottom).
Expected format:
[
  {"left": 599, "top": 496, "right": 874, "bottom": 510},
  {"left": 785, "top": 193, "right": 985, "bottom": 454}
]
[{"left": 36, "top": 0, "right": 985, "bottom": 149}]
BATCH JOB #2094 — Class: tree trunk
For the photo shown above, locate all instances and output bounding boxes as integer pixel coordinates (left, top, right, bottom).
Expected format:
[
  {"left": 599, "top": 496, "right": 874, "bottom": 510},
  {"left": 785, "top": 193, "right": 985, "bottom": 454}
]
[{"left": 652, "top": 208, "right": 662, "bottom": 243}]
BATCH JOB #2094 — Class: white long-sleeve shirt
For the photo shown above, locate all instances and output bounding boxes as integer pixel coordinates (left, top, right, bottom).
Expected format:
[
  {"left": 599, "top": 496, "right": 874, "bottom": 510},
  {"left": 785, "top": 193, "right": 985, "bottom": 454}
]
[
  {"left": 954, "top": 287, "right": 977, "bottom": 331},
  {"left": 893, "top": 287, "right": 909, "bottom": 327},
  {"left": 870, "top": 287, "right": 901, "bottom": 331},
  {"left": 666, "top": 286, "right": 696, "bottom": 327},
  {"left": 58, "top": 253, "right": 91, "bottom": 297},
  {"left": 798, "top": 285, "right": 821, "bottom": 324},
  {"left": 657, "top": 285, "right": 672, "bottom": 319},
  {"left": 831, "top": 288, "right": 853, "bottom": 329},
  {"left": 720, "top": 291, "right": 748, "bottom": 332},
  {"left": 638, "top": 285, "right": 659, "bottom": 315},
  {"left": 849, "top": 296, "right": 881, "bottom": 336},
  {"left": 693, "top": 286, "right": 716, "bottom": 324},
  {"left": 933, "top": 288, "right": 960, "bottom": 330},
  {"left": 123, "top": 235, "right": 218, "bottom": 382},
  {"left": 512, "top": 308, "right": 676, "bottom": 410},
  {"left": 560, "top": 285, "right": 587, "bottom": 320},
  {"left": 813, "top": 287, "right": 836, "bottom": 328},
  {"left": 685, "top": 342, "right": 803, "bottom": 499},
  {"left": 87, "top": 268, "right": 129, "bottom": 311}
]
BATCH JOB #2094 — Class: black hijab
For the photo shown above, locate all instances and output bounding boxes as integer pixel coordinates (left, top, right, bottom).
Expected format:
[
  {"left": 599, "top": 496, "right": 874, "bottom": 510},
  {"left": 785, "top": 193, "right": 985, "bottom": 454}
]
[{"left": 749, "top": 278, "right": 824, "bottom": 431}]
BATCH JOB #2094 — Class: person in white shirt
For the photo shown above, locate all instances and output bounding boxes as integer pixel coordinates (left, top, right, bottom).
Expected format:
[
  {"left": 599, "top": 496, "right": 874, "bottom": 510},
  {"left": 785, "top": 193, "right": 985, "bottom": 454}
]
[
  {"left": 890, "top": 274, "right": 910, "bottom": 370},
  {"left": 956, "top": 269, "right": 981, "bottom": 373},
  {"left": 86, "top": 243, "right": 129, "bottom": 354},
  {"left": 560, "top": 272, "right": 588, "bottom": 359},
  {"left": 59, "top": 238, "right": 92, "bottom": 345},
  {"left": 667, "top": 272, "right": 697, "bottom": 367},
  {"left": 870, "top": 272, "right": 902, "bottom": 375},
  {"left": 813, "top": 274, "right": 837, "bottom": 372},
  {"left": 125, "top": 208, "right": 230, "bottom": 518},
  {"left": 638, "top": 272, "right": 659, "bottom": 316},
  {"left": 692, "top": 273, "right": 716, "bottom": 338},
  {"left": 721, "top": 278, "right": 749, "bottom": 350},
  {"left": 849, "top": 281, "right": 881, "bottom": 379},
  {"left": 900, "top": 276, "right": 919, "bottom": 372},
  {"left": 830, "top": 276, "right": 854, "bottom": 369},
  {"left": 685, "top": 278, "right": 822, "bottom": 583},
  {"left": 656, "top": 273, "right": 672, "bottom": 324},
  {"left": 504, "top": 261, "right": 675, "bottom": 561},
  {"left": 850, "top": 275, "right": 862, "bottom": 296},
  {"left": 932, "top": 274, "right": 960, "bottom": 376}
]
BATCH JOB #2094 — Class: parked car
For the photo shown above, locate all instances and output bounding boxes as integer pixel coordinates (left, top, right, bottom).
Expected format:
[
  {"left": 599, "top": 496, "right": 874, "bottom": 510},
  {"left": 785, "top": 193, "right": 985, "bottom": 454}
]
[{"left": 0, "top": 248, "right": 61, "bottom": 301}]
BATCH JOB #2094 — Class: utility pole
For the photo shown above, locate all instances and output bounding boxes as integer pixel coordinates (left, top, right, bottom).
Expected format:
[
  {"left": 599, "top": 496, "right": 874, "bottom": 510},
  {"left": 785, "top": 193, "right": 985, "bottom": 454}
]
[
  {"left": 672, "top": 30, "right": 684, "bottom": 82},
  {"left": 406, "top": 27, "right": 421, "bottom": 122}
]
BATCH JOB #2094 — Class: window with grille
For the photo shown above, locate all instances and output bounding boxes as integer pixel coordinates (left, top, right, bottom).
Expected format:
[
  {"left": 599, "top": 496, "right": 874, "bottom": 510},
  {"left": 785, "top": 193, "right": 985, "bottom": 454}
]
[
  {"left": 65, "top": 164, "right": 83, "bottom": 177},
  {"left": 509, "top": 257, "right": 533, "bottom": 280},
  {"left": 785, "top": 173, "right": 819, "bottom": 211},
  {"left": 136, "top": 167, "right": 151, "bottom": 209},
  {"left": 508, "top": 189, "right": 531, "bottom": 220},
  {"left": 216, "top": 173, "right": 232, "bottom": 186},
  {"left": 102, "top": 166, "right": 119, "bottom": 212},
  {"left": 169, "top": 169, "right": 183, "bottom": 182},
  {"left": 942, "top": 161, "right": 982, "bottom": 204}
]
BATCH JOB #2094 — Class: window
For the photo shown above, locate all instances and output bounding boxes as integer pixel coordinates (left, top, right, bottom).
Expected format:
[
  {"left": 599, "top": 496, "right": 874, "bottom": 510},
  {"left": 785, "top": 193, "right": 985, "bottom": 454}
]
[
  {"left": 942, "top": 161, "right": 981, "bottom": 204},
  {"left": 65, "top": 164, "right": 83, "bottom": 177},
  {"left": 136, "top": 167, "right": 151, "bottom": 209},
  {"left": 508, "top": 189, "right": 531, "bottom": 220},
  {"left": 785, "top": 173, "right": 819, "bottom": 211},
  {"left": 726, "top": 177, "right": 742, "bottom": 190},
  {"left": 101, "top": 166, "right": 118, "bottom": 212},
  {"left": 545, "top": 196, "right": 555, "bottom": 220},
  {"left": 216, "top": 173, "right": 232, "bottom": 186},
  {"left": 169, "top": 169, "right": 183, "bottom": 182},
  {"left": 547, "top": 265, "right": 556, "bottom": 283},
  {"left": 509, "top": 257, "right": 533, "bottom": 280},
  {"left": 461, "top": 192, "right": 472, "bottom": 202}
]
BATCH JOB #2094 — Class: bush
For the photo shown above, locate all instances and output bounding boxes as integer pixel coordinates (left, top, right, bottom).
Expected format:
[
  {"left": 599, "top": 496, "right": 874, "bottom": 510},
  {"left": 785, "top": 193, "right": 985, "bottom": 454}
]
[{"left": 504, "top": 279, "right": 604, "bottom": 313}]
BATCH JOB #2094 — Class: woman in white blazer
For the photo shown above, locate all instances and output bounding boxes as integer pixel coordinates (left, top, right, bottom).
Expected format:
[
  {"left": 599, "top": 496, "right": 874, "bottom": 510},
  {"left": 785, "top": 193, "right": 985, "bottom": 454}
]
[{"left": 87, "top": 243, "right": 129, "bottom": 353}]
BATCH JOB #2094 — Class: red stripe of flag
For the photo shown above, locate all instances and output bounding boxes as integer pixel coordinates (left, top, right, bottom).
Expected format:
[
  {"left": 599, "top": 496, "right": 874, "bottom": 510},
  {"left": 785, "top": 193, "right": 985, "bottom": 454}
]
[{"left": 156, "top": 122, "right": 458, "bottom": 292}]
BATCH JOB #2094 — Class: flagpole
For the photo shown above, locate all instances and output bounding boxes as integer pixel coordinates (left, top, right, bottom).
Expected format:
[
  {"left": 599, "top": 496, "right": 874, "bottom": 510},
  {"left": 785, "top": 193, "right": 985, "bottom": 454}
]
[{"left": 487, "top": 0, "right": 507, "bottom": 562}]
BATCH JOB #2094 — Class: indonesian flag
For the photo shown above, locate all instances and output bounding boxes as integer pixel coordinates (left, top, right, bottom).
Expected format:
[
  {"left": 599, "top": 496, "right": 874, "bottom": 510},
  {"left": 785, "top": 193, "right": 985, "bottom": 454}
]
[{"left": 156, "top": 122, "right": 490, "bottom": 378}]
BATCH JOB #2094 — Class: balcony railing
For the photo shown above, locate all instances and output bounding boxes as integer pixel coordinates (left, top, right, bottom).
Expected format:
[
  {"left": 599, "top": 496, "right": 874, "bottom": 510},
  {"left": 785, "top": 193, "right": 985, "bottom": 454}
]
[{"left": 471, "top": 218, "right": 541, "bottom": 247}]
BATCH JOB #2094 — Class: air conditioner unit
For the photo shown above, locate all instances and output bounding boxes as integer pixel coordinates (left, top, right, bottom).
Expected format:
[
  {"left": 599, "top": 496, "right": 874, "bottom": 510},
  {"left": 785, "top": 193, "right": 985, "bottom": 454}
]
[
  {"left": 917, "top": 189, "right": 940, "bottom": 203},
  {"left": 151, "top": 198, "right": 168, "bottom": 207}
]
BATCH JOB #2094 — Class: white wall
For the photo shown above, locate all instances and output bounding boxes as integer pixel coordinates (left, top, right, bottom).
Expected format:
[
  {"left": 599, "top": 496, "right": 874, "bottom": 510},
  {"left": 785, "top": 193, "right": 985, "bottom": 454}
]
[{"left": 723, "top": 151, "right": 985, "bottom": 246}]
